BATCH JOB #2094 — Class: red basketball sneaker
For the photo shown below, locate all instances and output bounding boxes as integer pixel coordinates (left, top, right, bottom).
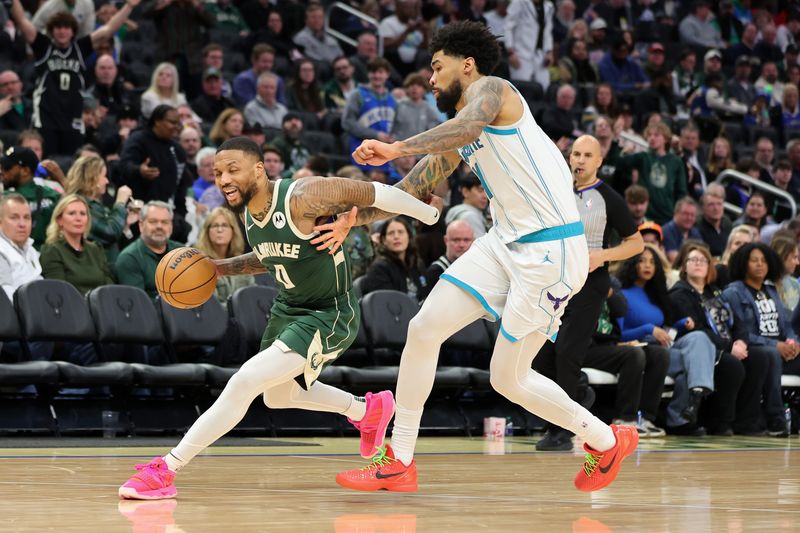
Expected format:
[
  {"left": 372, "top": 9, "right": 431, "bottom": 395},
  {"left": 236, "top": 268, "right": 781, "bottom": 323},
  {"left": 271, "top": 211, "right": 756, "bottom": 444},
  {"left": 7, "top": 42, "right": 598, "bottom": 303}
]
[
  {"left": 336, "top": 445, "right": 418, "bottom": 492},
  {"left": 348, "top": 390, "right": 395, "bottom": 458},
  {"left": 574, "top": 424, "right": 638, "bottom": 492}
]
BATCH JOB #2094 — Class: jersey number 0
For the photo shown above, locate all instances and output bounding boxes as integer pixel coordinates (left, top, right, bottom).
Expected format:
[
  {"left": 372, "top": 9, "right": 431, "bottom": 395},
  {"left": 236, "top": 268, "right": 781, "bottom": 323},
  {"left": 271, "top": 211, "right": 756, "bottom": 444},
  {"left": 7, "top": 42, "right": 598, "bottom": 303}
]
[{"left": 273, "top": 264, "right": 295, "bottom": 289}]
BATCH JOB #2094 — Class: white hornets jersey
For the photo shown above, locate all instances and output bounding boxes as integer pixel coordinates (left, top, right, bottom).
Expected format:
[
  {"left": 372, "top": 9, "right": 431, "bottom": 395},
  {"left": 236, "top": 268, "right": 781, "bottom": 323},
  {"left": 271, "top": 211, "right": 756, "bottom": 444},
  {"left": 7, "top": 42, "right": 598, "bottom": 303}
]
[{"left": 456, "top": 81, "right": 581, "bottom": 243}]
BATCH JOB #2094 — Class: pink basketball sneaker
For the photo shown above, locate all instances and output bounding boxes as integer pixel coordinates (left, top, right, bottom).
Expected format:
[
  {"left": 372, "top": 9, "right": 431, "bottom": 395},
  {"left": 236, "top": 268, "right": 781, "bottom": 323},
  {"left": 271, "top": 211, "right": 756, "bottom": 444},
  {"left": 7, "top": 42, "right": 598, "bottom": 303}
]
[
  {"left": 348, "top": 390, "right": 396, "bottom": 458},
  {"left": 119, "top": 457, "right": 178, "bottom": 500}
]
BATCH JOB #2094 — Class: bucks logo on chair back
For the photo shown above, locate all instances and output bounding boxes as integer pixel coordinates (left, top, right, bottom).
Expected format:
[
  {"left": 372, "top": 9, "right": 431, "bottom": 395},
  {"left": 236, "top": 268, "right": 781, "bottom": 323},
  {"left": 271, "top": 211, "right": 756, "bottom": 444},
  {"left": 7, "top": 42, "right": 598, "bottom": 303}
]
[{"left": 244, "top": 179, "right": 359, "bottom": 388}]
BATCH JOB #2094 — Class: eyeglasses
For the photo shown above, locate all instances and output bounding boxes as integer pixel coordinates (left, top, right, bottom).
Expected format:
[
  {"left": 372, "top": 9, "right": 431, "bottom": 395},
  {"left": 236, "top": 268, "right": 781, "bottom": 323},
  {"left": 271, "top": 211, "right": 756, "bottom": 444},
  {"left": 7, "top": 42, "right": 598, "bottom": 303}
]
[
  {"left": 210, "top": 223, "right": 232, "bottom": 231},
  {"left": 686, "top": 257, "right": 709, "bottom": 265}
]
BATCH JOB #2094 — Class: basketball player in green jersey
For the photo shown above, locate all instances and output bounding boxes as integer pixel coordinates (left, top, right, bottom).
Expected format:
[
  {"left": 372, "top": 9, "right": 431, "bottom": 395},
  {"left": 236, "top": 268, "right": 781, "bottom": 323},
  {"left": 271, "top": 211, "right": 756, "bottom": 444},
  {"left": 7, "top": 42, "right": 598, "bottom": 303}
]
[{"left": 119, "top": 137, "right": 439, "bottom": 500}]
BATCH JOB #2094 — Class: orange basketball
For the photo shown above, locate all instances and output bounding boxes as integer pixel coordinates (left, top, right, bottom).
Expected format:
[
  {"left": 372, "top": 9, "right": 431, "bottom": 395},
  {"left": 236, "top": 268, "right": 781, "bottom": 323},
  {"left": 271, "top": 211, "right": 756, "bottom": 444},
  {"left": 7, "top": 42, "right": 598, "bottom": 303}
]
[{"left": 155, "top": 247, "right": 218, "bottom": 309}]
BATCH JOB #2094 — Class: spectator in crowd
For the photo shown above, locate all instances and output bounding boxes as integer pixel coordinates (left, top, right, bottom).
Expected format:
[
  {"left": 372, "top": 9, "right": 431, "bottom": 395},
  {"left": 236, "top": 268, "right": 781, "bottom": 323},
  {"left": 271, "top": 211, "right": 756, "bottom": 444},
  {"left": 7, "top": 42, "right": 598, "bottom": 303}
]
[
  {"left": 777, "top": 14, "right": 800, "bottom": 52},
  {"left": 695, "top": 184, "right": 732, "bottom": 258},
  {"left": 698, "top": 49, "right": 725, "bottom": 87},
  {"left": 195, "top": 207, "right": 255, "bottom": 306},
  {"left": 0, "top": 194, "right": 41, "bottom": 300},
  {"left": 176, "top": 103, "right": 203, "bottom": 133},
  {"left": 744, "top": 91, "right": 778, "bottom": 129},
  {"left": 262, "top": 145, "right": 285, "bottom": 181},
  {"left": 677, "top": 123, "right": 706, "bottom": 195},
  {"left": 349, "top": 31, "right": 401, "bottom": 86},
  {"left": 420, "top": 219, "right": 474, "bottom": 300},
  {"left": 63, "top": 155, "right": 135, "bottom": 263},
  {"left": 705, "top": 136, "right": 734, "bottom": 182},
  {"left": 540, "top": 84, "right": 581, "bottom": 146},
  {"left": 754, "top": 136, "right": 776, "bottom": 183},
  {"left": 359, "top": 216, "right": 428, "bottom": 301},
  {"left": 444, "top": 174, "right": 488, "bottom": 238},
  {"left": 678, "top": 0, "right": 724, "bottom": 49},
  {"left": 322, "top": 56, "right": 357, "bottom": 113},
  {"left": 672, "top": 48, "right": 701, "bottom": 108},
  {"left": 116, "top": 200, "right": 183, "bottom": 299},
  {"left": 191, "top": 147, "right": 217, "bottom": 203},
  {"left": 244, "top": 9, "right": 296, "bottom": 62},
  {"left": 586, "top": 18, "right": 608, "bottom": 63},
  {"left": 191, "top": 68, "right": 237, "bottom": 124},
  {"left": 598, "top": 38, "right": 650, "bottom": 95},
  {"left": 31, "top": 0, "right": 95, "bottom": 37},
  {"left": 724, "top": 23, "right": 757, "bottom": 69},
  {"left": 286, "top": 59, "right": 325, "bottom": 116},
  {"left": 205, "top": 0, "right": 248, "bottom": 36},
  {"left": 772, "top": 237, "right": 800, "bottom": 312},
  {"left": 39, "top": 194, "right": 114, "bottom": 294},
  {"left": 201, "top": 44, "right": 233, "bottom": 99},
  {"left": 616, "top": 122, "right": 687, "bottom": 225},
  {"left": 505, "top": 0, "right": 553, "bottom": 88},
  {"left": 582, "top": 283, "right": 669, "bottom": 437},
  {"left": 716, "top": 0, "right": 743, "bottom": 50},
  {"left": 483, "top": 0, "right": 508, "bottom": 42},
  {"left": 0, "top": 70, "right": 31, "bottom": 132},
  {"left": 616, "top": 245, "right": 718, "bottom": 436},
  {"left": 343, "top": 57, "right": 397, "bottom": 178},
  {"left": 691, "top": 72, "right": 748, "bottom": 119},
  {"left": 770, "top": 160, "right": 800, "bottom": 222},
  {"left": 209, "top": 108, "right": 244, "bottom": 146},
  {"left": 293, "top": 3, "right": 344, "bottom": 65},
  {"left": 663, "top": 197, "right": 703, "bottom": 263},
  {"left": 91, "top": 54, "right": 132, "bottom": 119},
  {"left": 179, "top": 127, "right": 202, "bottom": 170},
  {"left": 233, "top": 44, "right": 285, "bottom": 107},
  {"left": 734, "top": 191, "right": 774, "bottom": 231},
  {"left": 271, "top": 112, "right": 311, "bottom": 178},
  {"left": 392, "top": 73, "right": 441, "bottom": 142},
  {"left": 756, "top": 62, "right": 784, "bottom": 106},
  {"left": 668, "top": 243, "right": 748, "bottom": 436},
  {"left": 625, "top": 185, "right": 650, "bottom": 226},
  {"left": 119, "top": 105, "right": 191, "bottom": 242},
  {"left": 98, "top": 105, "right": 140, "bottom": 159},
  {"left": 724, "top": 243, "right": 796, "bottom": 437},
  {"left": 140, "top": 63, "right": 188, "bottom": 120},
  {"left": 8, "top": 0, "right": 139, "bottom": 155},
  {"left": 754, "top": 24, "right": 784, "bottom": 67},
  {"left": 379, "top": 0, "right": 429, "bottom": 78},
  {"left": 716, "top": 224, "right": 757, "bottom": 287},
  {"left": 558, "top": 38, "right": 600, "bottom": 87},
  {"left": 244, "top": 73, "right": 288, "bottom": 130},
  {"left": 725, "top": 55, "right": 757, "bottom": 110},
  {"left": 144, "top": 0, "right": 214, "bottom": 99},
  {"left": 0, "top": 146, "right": 60, "bottom": 249},
  {"left": 782, "top": 84, "right": 800, "bottom": 130},
  {"left": 642, "top": 42, "right": 667, "bottom": 82}
]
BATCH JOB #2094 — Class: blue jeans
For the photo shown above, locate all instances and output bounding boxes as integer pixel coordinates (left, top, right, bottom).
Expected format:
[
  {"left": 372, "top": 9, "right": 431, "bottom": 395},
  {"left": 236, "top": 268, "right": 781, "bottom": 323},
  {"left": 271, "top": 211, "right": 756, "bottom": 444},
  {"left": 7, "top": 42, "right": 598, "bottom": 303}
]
[{"left": 667, "top": 331, "right": 716, "bottom": 427}]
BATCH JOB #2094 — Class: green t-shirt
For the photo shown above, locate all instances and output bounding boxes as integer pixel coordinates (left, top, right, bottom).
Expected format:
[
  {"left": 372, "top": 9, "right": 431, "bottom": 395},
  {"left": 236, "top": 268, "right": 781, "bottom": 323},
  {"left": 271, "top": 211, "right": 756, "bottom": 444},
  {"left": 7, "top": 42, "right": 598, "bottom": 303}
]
[
  {"left": 616, "top": 151, "right": 688, "bottom": 225},
  {"left": 116, "top": 238, "right": 184, "bottom": 299}
]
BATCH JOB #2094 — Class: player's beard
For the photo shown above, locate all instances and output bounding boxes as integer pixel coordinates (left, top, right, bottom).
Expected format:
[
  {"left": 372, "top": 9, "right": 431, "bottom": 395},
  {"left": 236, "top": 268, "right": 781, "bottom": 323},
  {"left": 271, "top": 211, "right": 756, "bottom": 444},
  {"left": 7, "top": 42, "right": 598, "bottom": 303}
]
[
  {"left": 435, "top": 79, "right": 463, "bottom": 119},
  {"left": 225, "top": 181, "right": 258, "bottom": 214}
]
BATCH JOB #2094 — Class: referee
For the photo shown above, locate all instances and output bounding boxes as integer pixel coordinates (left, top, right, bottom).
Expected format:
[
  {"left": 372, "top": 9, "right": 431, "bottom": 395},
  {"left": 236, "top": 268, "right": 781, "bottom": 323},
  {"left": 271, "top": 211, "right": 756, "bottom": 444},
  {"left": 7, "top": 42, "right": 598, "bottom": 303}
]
[{"left": 532, "top": 135, "right": 644, "bottom": 450}]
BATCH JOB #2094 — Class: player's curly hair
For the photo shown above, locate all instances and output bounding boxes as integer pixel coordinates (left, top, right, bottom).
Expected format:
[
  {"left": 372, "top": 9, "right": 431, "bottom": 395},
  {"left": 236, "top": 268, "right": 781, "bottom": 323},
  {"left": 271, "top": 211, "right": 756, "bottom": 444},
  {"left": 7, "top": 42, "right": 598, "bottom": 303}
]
[
  {"left": 428, "top": 21, "right": 501, "bottom": 76},
  {"left": 46, "top": 12, "right": 79, "bottom": 37}
]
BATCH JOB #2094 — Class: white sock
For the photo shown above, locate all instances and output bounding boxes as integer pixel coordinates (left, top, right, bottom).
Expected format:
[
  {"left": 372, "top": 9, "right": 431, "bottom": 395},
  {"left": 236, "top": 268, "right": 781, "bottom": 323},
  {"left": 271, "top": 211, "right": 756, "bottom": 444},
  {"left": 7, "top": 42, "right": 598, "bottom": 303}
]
[
  {"left": 390, "top": 406, "right": 423, "bottom": 466},
  {"left": 569, "top": 406, "right": 616, "bottom": 452},
  {"left": 163, "top": 451, "right": 186, "bottom": 472},
  {"left": 342, "top": 395, "right": 366, "bottom": 421}
]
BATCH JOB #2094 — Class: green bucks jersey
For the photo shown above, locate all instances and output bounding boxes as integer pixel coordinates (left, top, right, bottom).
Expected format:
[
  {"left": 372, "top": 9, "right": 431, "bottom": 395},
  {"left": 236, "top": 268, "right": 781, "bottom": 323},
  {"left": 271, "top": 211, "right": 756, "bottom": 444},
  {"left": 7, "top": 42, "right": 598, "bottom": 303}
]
[{"left": 244, "top": 179, "right": 359, "bottom": 389}]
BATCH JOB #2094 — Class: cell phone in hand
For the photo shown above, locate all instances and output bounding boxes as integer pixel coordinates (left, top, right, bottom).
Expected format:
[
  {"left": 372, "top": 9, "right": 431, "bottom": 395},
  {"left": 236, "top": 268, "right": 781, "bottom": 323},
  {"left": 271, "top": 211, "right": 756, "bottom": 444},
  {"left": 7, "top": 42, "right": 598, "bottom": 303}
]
[{"left": 668, "top": 328, "right": 678, "bottom": 341}]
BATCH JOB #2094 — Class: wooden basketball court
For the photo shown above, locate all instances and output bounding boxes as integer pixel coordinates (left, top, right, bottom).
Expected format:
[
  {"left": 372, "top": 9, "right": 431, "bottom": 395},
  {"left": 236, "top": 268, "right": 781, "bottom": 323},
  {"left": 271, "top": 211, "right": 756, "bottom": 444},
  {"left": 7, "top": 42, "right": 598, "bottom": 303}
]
[{"left": 1, "top": 435, "right": 798, "bottom": 532}]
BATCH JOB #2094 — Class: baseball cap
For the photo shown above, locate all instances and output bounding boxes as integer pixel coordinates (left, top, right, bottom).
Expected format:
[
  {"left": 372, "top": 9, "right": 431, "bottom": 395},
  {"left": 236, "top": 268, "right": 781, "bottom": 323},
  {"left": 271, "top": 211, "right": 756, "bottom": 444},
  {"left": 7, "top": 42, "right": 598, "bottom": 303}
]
[
  {"left": 282, "top": 112, "right": 302, "bottom": 124},
  {"left": 735, "top": 55, "right": 751, "bottom": 66},
  {"left": 243, "top": 121, "right": 263, "bottom": 134},
  {"left": 0, "top": 146, "right": 39, "bottom": 172},
  {"left": 117, "top": 104, "right": 139, "bottom": 121},
  {"left": 638, "top": 221, "right": 663, "bottom": 242},
  {"left": 648, "top": 42, "right": 665, "bottom": 53},
  {"left": 704, "top": 49, "right": 722, "bottom": 61},
  {"left": 589, "top": 18, "right": 607, "bottom": 31},
  {"left": 203, "top": 67, "right": 222, "bottom": 80}
]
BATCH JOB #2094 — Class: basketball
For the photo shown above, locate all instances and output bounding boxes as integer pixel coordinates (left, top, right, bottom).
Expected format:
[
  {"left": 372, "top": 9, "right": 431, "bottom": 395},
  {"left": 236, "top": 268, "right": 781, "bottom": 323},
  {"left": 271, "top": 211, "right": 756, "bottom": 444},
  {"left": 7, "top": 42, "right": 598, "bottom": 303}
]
[{"left": 155, "top": 247, "right": 218, "bottom": 309}]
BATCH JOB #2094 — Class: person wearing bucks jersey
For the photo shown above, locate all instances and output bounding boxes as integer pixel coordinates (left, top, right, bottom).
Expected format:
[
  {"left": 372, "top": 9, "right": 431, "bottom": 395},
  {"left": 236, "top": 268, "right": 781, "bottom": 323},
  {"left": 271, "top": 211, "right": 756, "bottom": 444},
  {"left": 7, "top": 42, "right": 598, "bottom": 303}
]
[
  {"left": 119, "top": 137, "right": 440, "bottom": 500},
  {"left": 8, "top": 0, "right": 139, "bottom": 156}
]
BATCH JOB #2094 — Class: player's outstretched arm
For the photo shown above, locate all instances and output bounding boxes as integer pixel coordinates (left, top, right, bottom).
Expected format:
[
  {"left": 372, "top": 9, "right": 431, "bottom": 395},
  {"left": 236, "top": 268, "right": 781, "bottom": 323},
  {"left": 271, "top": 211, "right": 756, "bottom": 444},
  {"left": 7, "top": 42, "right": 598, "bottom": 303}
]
[{"left": 213, "top": 253, "right": 269, "bottom": 276}]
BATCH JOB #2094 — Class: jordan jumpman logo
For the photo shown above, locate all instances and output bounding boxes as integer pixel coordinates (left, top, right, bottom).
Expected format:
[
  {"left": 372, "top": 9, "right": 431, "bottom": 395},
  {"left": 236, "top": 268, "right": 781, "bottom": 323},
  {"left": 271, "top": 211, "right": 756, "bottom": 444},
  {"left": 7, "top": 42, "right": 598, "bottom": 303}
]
[{"left": 547, "top": 291, "right": 569, "bottom": 311}]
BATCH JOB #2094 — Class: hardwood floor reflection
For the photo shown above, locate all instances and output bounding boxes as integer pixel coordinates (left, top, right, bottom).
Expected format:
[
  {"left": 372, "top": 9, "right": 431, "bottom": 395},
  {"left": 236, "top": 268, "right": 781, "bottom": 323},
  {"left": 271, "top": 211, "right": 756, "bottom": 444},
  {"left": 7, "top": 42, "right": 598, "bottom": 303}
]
[{"left": 1, "top": 436, "right": 799, "bottom": 532}]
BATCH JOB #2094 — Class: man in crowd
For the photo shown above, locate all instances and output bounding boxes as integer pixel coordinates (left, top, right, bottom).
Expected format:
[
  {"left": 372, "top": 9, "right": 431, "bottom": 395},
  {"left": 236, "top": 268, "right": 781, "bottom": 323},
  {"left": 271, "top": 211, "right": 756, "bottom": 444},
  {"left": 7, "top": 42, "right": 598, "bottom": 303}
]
[
  {"left": 0, "top": 70, "right": 31, "bottom": 131},
  {"left": 695, "top": 184, "right": 731, "bottom": 258},
  {"left": 271, "top": 113, "right": 310, "bottom": 178},
  {"left": 191, "top": 68, "right": 237, "bottom": 124},
  {"left": 0, "top": 193, "right": 41, "bottom": 300},
  {"left": 244, "top": 73, "right": 287, "bottom": 130},
  {"left": 234, "top": 44, "right": 285, "bottom": 107},
  {"left": 662, "top": 197, "right": 703, "bottom": 263},
  {"left": 262, "top": 145, "right": 285, "bottom": 180},
  {"left": 444, "top": 174, "right": 488, "bottom": 238},
  {"left": 419, "top": 219, "right": 474, "bottom": 300}
]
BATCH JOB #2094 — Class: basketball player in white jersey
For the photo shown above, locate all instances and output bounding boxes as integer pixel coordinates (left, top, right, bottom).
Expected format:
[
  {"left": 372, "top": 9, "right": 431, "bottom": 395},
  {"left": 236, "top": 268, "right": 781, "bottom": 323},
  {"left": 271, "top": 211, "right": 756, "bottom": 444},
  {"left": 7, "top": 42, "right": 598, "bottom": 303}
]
[{"left": 315, "top": 21, "right": 639, "bottom": 493}]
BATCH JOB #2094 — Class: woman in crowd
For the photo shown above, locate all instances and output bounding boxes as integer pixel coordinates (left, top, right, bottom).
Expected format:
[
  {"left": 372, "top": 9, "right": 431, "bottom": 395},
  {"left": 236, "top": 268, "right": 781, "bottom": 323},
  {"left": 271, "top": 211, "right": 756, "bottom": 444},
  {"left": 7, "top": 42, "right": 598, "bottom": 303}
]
[
  {"left": 617, "top": 244, "right": 718, "bottom": 435},
  {"left": 286, "top": 59, "right": 325, "bottom": 117},
  {"left": 140, "top": 62, "right": 187, "bottom": 120},
  {"left": 782, "top": 83, "right": 800, "bottom": 130},
  {"left": 669, "top": 242, "right": 753, "bottom": 436},
  {"left": 40, "top": 194, "right": 114, "bottom": 295},
  {"left": 772, "top": 237, "right": 800, "bottom": 312},
  {"left": 64, "top": 155, "right": 137, "bottom": 263},
  {"left": 209, "top": 108, "right": 245, "bottom": 146},
  {"left": 704, "top": 136, "right": 734, "bottom": 183},
  {"left": 716, "top": 225, "right": 757, "bottom": 286},
  {"left": 733, "top": 191, "right": 774, "bottom": 231},
  {"left": 558, "top": 39, "right": 600, "bottom": 87},
  {"left": 359, "top": 217, "right": 427, "bottom": 301},
  {"left": 723, "top": 243, "right": 795, "bottom": 437},
  {"left": 582, "top": 83, "right": 618, "bottom": 132}
]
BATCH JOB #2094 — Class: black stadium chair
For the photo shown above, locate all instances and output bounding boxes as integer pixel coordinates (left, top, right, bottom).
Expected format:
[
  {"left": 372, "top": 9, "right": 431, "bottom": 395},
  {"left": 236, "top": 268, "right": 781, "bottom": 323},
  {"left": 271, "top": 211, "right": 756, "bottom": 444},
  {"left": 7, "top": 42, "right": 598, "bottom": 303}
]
[
  {"left": 228, "top": 285, "right": 278, "bottom": 360},
  {"left": 0, "top": 290, "right": 59, "bottom": 387},
  {"left": 359, "top": 290, "right": 419, "bottom": 365}
]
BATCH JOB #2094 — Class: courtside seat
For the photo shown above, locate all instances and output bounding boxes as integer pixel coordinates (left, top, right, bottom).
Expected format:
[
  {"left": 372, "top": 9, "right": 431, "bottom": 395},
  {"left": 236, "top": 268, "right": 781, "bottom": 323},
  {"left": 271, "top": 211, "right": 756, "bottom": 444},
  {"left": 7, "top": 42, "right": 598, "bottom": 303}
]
[
  {"left": 88, "top": 286, "right": 203, "bottom": 387},
  {"left": 441, "top": 319, "right": 493, "bottom": 369},
  {"left": 228, "top": 285, "right": 278, "bottom": 358},
  {"left": 0, "top": 290, "right": 60, "bottom": 386},
  {"left": 582, "top": 367, "right": 675, "bottom": 387},
  {"left": 344, "top": 366, "right": 399, "bottom": 390},
  {"left": 318, "top": 365, "right": 346, "bottom": 386},
  {"left": 433, "top": 367, "right": 472, "bottom": 388},
  {"left": 467, "top": 368, "right": 491, "bottom": 389},
  {"left": 15, "top": 280, "right": 131, "bottom": 386},
  {"left": 360, "top": 290, "right": 419, "bottom": 365},
  {"left": 198, "top": 364, "right": 238, "bottom": 388}
]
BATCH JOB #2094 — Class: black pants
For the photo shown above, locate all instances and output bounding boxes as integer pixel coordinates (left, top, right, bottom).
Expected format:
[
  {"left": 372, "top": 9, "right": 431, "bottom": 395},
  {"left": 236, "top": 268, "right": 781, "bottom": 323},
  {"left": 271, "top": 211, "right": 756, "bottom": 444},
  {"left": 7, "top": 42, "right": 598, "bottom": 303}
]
[
  {"left": 701, "top": 352, "right": 745, "bottom": 431},
  {"left": 532, "top": 269, "right": 610, "bottom": 400},
  {"left": 39, "top": 127, "right": 83, "bottom": 157},
  {"left": 583, "top": 343, "right": 670, "bottom": 421}
]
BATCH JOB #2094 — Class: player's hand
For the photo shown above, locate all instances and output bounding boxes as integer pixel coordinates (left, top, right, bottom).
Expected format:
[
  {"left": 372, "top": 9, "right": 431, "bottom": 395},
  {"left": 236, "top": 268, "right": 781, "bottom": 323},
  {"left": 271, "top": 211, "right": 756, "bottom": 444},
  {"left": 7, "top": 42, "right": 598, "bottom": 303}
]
[
  {"left": 311, "top": 206, "right": 357, "bottom": 255},
  {"left": 140, "top": 158, "right": 160, "bottom": 180},
  {"left": 587, "top": 250, "right": 605, "bottom": 272},
  {"left": 352, "top": 139, "right": 399, "bottom": 166},
  {"left": 652, "top": 326, "right": 672, "bottom": 347}
]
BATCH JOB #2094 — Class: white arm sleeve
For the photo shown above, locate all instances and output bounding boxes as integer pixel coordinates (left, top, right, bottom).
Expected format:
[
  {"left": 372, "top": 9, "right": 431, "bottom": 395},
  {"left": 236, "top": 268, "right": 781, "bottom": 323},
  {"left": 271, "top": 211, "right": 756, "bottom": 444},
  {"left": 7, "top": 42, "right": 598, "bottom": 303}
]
[{"left": 370, "top": 182, "right": 440, "bottom": 225}]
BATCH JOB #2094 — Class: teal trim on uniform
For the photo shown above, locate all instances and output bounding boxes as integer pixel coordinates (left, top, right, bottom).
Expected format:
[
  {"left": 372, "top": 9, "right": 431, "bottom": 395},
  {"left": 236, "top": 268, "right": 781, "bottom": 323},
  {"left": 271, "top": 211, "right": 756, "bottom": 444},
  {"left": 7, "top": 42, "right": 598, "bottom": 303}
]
[
  {"left": 484, "top": 126, "right": 518, "bottom": 135},
  {"left": 500, "top": 324, "right": 519, "bottom": 343},
  {"left": 441, "top": 273, "right": 500, "bottom": 320},
  {"left": 550, "top": 332, "right": 558, "bottom": 342},
  {"left": 473, "top": 161, "right": 494, "bottom": 199},
  {"left": 516, "top": 221, "right": 585, "bottom": 243}
]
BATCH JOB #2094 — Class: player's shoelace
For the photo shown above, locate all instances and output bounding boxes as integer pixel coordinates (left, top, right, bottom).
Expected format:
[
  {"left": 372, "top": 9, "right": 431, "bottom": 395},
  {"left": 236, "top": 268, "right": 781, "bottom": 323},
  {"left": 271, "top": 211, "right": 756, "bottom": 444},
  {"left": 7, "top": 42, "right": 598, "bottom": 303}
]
[
  {"left": 361, "top": 447, "right": 395, "bottom": 471},
  {"left": 582, "top": 452, "right": 602, "bottom": 477}
]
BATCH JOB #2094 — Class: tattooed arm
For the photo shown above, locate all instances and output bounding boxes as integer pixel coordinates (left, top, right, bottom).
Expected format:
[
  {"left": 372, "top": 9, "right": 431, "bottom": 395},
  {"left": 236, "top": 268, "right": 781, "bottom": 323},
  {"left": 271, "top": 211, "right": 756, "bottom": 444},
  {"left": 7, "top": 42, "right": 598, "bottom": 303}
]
[{"left": 214, "top": 253, "right": 269, "bottom": 276}]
